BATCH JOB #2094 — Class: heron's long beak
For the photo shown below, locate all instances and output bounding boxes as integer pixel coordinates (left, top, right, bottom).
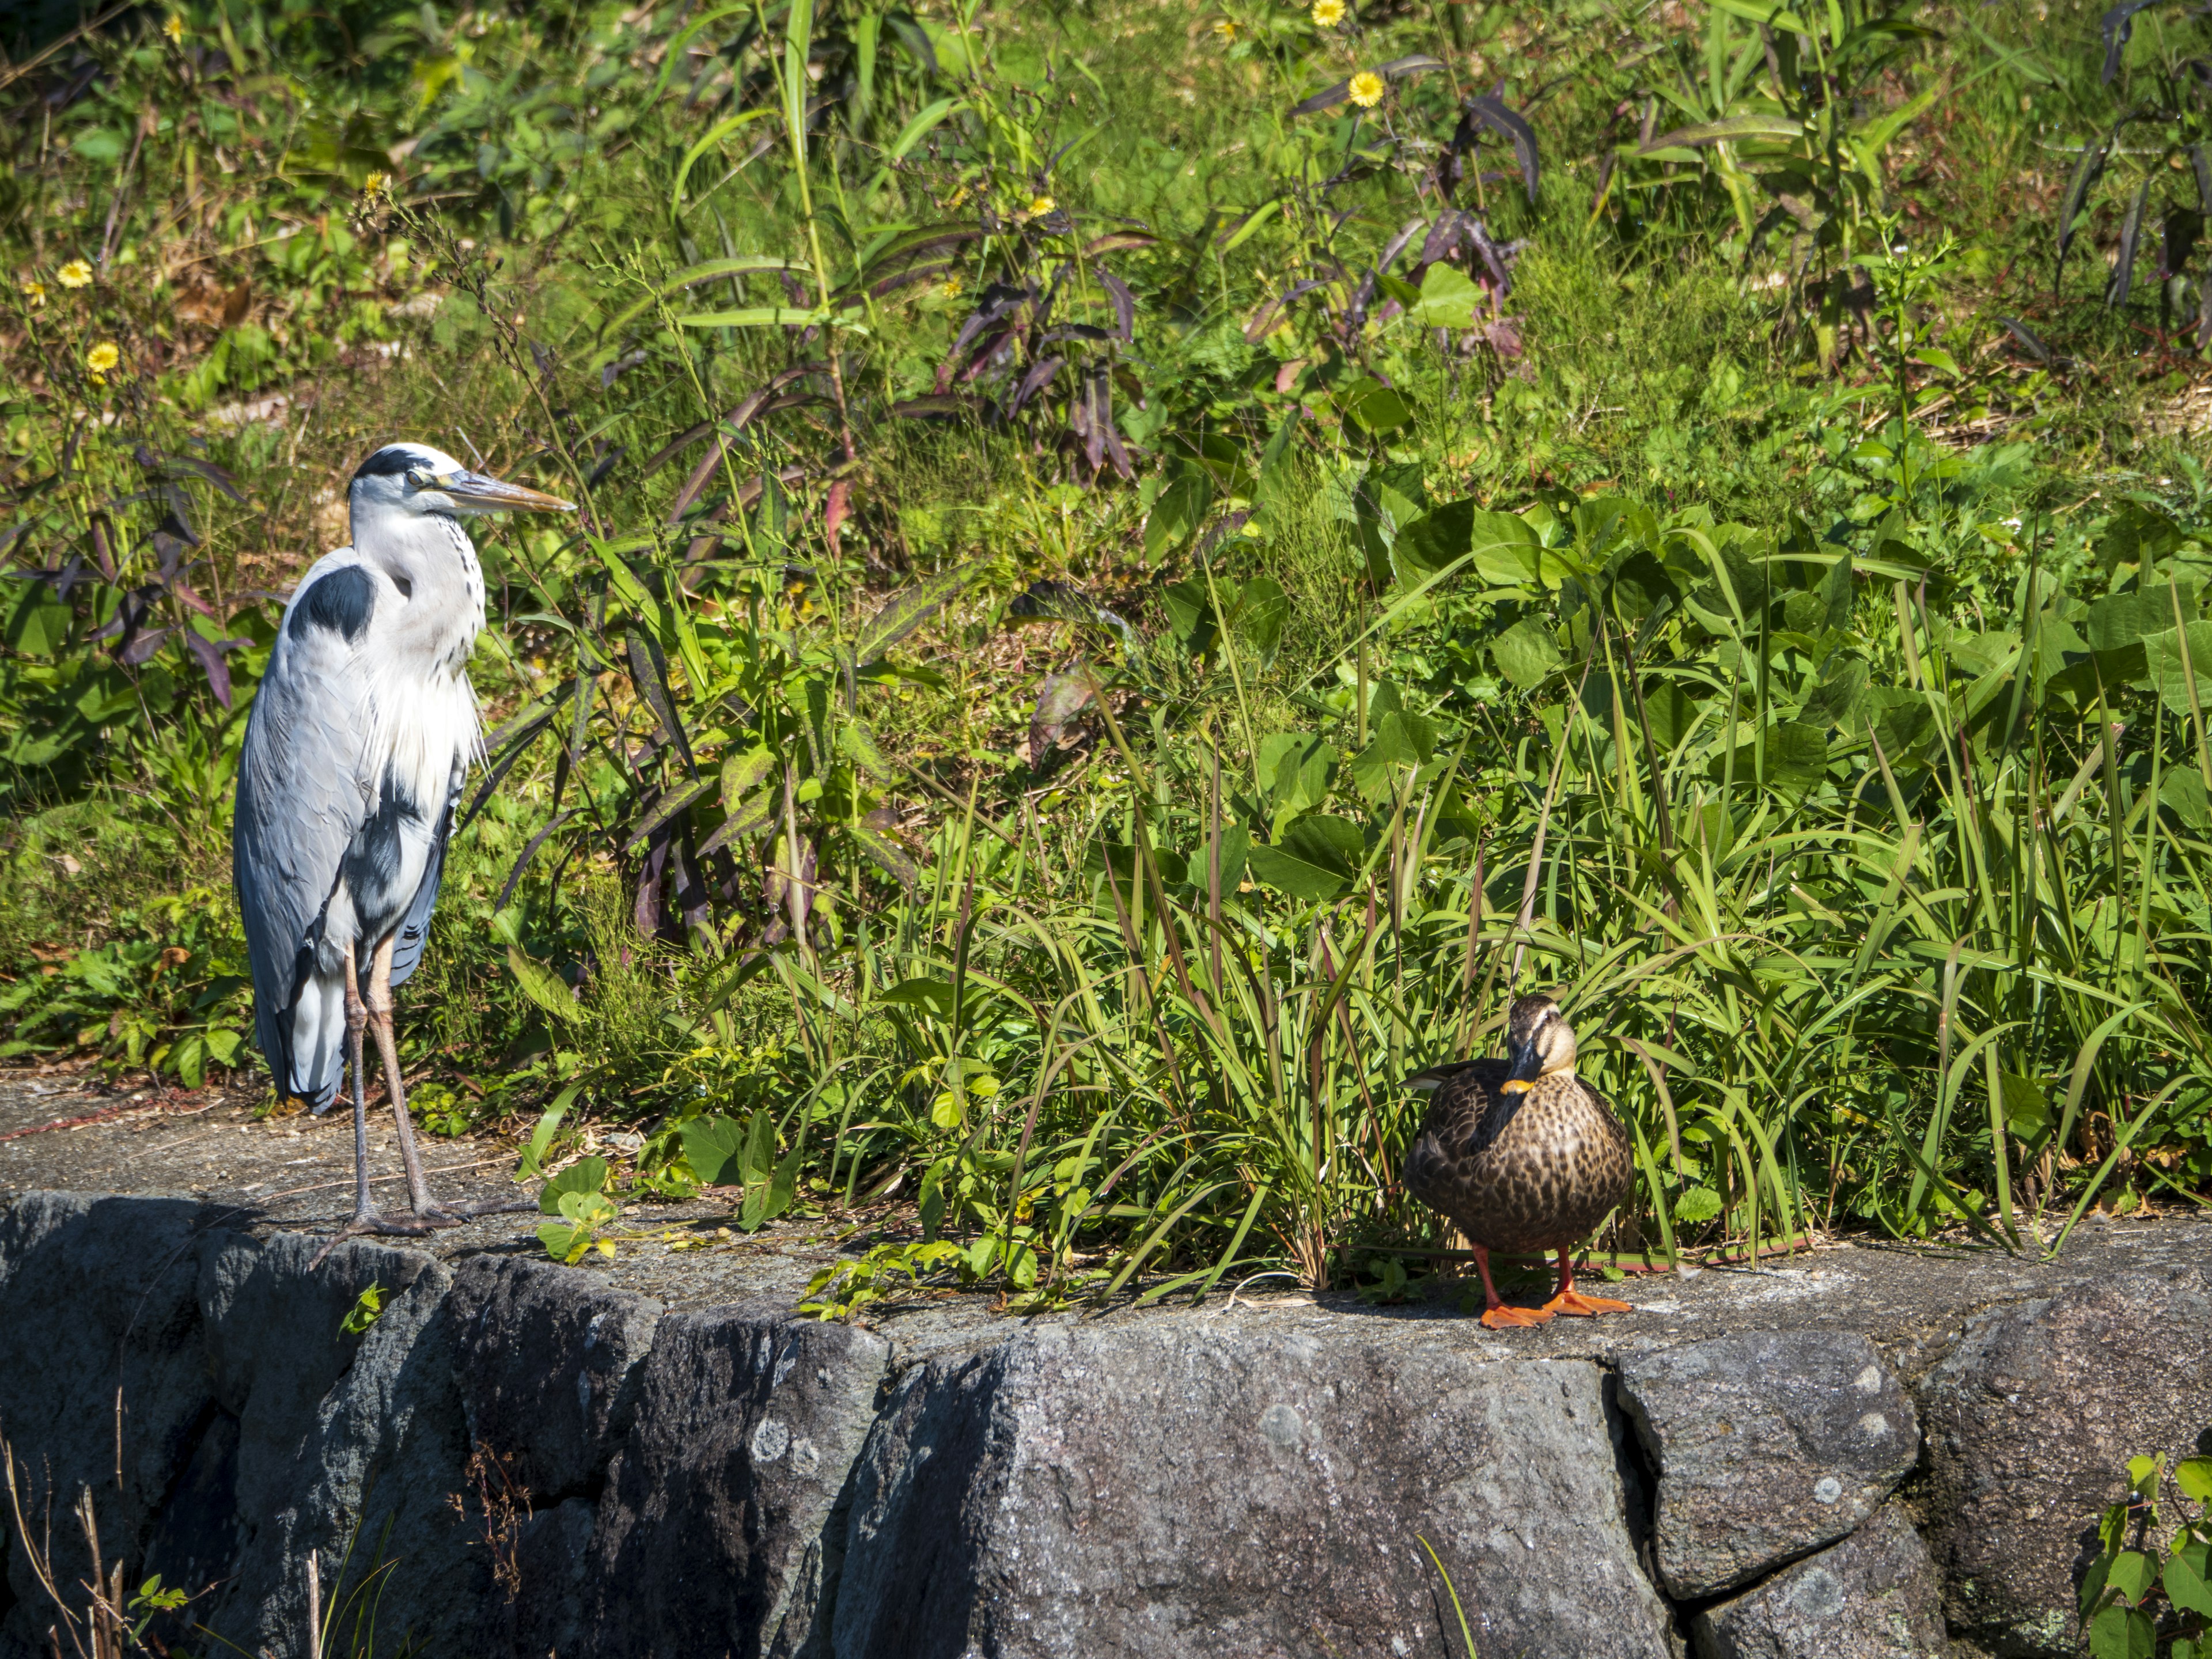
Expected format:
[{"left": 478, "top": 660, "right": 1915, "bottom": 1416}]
[
  {"left": 1498, "top": 1043, "right": 1544, "bottom": 1096},
  {"left": 438, "top": 469, "right": 575, "bottom": 514}
]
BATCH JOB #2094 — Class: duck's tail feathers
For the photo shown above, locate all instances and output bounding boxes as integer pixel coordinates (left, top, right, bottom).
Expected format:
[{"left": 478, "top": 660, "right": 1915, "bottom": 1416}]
[{"left": 1403, "top": 1060, "right": 1482, "bottom": 1094}]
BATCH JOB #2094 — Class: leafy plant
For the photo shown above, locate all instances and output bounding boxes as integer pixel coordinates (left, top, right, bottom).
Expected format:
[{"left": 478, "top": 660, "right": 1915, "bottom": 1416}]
[
  {"left": 2080, "top": 1452, "right": 2212, "bottom": 1658},
  {"left": 538, "top": 1156, "right": 622, "bottom": 1263}
]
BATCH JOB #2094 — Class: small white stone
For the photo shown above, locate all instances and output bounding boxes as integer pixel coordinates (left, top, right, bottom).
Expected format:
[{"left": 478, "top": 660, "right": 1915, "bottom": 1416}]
[
  {"left": 1813, "top": 1476, "right": 1843, "bottom": 1505},
  {"left": 751, "top": 1418, "right": 791, "bottom": 1463},
  {"left": 1858, "top": 1412, "right": 1889, "bottom": 1438},
  {"left": 1854, "top": 1363, "right": 1883, "bottom": 1393}
]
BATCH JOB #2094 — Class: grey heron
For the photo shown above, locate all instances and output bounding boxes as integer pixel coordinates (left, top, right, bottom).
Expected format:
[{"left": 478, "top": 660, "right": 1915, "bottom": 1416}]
[{"left": 234, "top": 442, "right": 572, "bottom": 1241}]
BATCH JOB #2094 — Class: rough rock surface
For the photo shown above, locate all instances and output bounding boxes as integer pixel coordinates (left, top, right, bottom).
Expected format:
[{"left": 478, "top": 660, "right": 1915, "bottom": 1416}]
[
  {"left": 1690, "top": 1502, "right": 1950, "bottom": 1659},
  {"left": 1619, "top": 1331, "right": 1921, "bottom": 1598},
  {"left": 831, "top": 1321, "right": 1673, "bottom": 1659},
  {"left": 445, "top": 1253, "right": 664, "bottom": 1503},
  {"left": 1919, "top": 1261, "right": 2212, "bottom": 1657},
  {"left": 586, "top": 1305, "right": 892, "bottom": 1659}
]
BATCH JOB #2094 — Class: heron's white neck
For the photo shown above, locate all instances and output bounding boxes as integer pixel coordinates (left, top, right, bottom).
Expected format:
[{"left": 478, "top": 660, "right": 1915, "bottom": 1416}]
[{"left": 349, "top": 501, "right": 487, "bottom": 680}]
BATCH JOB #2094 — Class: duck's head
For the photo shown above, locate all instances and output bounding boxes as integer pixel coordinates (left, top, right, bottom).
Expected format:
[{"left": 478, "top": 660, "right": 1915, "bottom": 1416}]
[{"left": 1499, "top": 995, "right": 1577, "bottom": 1094}]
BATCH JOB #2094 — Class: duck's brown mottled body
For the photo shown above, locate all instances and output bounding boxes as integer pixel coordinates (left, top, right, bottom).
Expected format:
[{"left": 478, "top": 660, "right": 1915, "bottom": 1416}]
[
  {"left": 1402, "top": 994, "right": 1637, "bottom": 1327},
  {"left": 1403, "top": 1060, "right": 1634, "bottom": 1256}
]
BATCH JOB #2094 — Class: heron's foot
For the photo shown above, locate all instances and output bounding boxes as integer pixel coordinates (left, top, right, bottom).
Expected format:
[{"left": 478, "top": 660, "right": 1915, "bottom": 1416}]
[
  {"left": 1542, "top": 1289, "right": 1634, "bottom": 1318},
  {"left": 308, "top": 1208, "right": 454, "bottom": 1268},
  {"left": 1479, "top": 1303, "right": 1555, "bottom": 1330},
  {"left": 411, "top": 1196, "right": 539, "bottom": 1224}
]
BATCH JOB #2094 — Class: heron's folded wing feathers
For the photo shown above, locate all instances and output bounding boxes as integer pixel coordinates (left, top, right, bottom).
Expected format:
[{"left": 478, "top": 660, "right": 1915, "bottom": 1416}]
[{"left": 234, "top": 553, "right": 379, "bottom": 1085}]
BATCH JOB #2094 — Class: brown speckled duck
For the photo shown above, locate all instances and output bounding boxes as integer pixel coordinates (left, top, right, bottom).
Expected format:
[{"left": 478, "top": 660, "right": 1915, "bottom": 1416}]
[{"left": 1403, "top": 994, "right": 1636, "bottom": 1329}]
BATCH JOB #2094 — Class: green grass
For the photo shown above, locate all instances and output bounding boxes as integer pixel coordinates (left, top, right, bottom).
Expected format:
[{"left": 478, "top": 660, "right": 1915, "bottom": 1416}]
[{"left": 3, "top": 0, "right": 2210, "bottom": 1302}]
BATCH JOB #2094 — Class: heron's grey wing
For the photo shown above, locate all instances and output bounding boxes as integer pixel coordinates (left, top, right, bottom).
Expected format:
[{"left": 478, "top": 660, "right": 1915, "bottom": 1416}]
[
  {"left": 233, "top": 556, "right": 379, "bottom": 1103},
  {"left": 386, "top": 782, "right": 456, "bottom": 988}
]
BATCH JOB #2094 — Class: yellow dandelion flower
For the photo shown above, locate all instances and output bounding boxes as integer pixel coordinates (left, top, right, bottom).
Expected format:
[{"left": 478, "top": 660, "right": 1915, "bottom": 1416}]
[
  {"left": 1311, "top": 0, "right": 1346, "bottom": 25},
  {"left": 86, "top": 342, "right": 120, "bottom": 374},
  {"left": 1213, "top": 17, "right": 1240, "bottom": 41},
  {"left": 18, "top": 278, "right": 46, "bottom": 308},
  {"left": 56, "top": 259, "right": 93, "bottom": 289},
  {"left": 1026, "top": 193, "right": 1056, "bottom": 220},
  {"left": 363, "top": 170, "right": 389, "bottom": 195},
  {"left": 164, "top": 14, "right": 183, "bottom": 40},
  {"left": 1347, "top": 69, "right": 1385, "bottom": 108}
]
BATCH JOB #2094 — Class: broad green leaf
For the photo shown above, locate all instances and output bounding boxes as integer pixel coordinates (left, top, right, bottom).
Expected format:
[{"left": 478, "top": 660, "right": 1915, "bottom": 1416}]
[
  {"left": 1493, "top": 619, "right": 1562, "bottom": 688},
  {"left": 2088, "top": 1604, "right": 2154, "bottom": 1659},
  {"left": 1998, "top": 1071, "right": 2050, "bottom": 1139},
  {"left": 540, "top": 1156, "right": 609, "bottom": 1215},
  {"left": 1408, "top": 262, "right": 1480, "bottom": 329},
  {"left": 5, "top": 591, "right": 71, "bottom": 658},
  {"left": 1162, "top": 577, "right": 1219, "bottom": 657},
  {"left": 1800, "top": 657, "right": 1870, "bottom": 730},
  {"left": 1248, "top": 813, "right": 1365, "bottom": 902},
  {"left": 2176, "top": 1457, "right": 2212, "bottom": 1502},
  {"left": 2165, "top": 1537, "right": 2212, "bottom": 1618},
  {"left": 2087, "top": 583, "right": 2196, "bottom": 652},
  {"left": 2143, "top": 621, "right": 2212, "bottom": 719},
  {"left": 2160, "top": 768, "right": 2210, "bottom": 830},
  {"left": 681, "top": 1114, "right": 747, "bottom": 1185},
  {"left": 2105, "top": 1551, "right": 2155, "bottom": 1606},
  {"left": 742, "top": 1107, "right": 777, "bottom": 1186},
  {"left": 851, "top": 820, "right": 919, "bottom": 888},
  {"left": 1258, "top": 732, "right": 1335, "bottom": 830},
  {"left": 1341, "top": 380, "right": 1414, "bottom": 434},
  {"left": 1708, "top": 722, "right": 1830, "bottom": 798},
  {"left": 1218, "top": 197, "right": 1283, "bottom": 255},
  {"left": 1674, "top": 1187, "right": 1724, "bottom": 1223}
]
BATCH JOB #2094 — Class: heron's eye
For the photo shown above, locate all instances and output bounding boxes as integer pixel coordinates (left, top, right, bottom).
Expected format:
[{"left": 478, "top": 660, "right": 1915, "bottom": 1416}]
[{"left": 405, "top": 469, "right": 431, "bottom": 490}]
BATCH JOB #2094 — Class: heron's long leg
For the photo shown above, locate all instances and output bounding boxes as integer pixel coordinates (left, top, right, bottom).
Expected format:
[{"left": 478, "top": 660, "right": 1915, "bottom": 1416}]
[
  {"left": 344, "top": 941, "right": 374, "bottom": 1223},
  {"left": 365, "top": 934, "right": 440, "bottom": 1217}
]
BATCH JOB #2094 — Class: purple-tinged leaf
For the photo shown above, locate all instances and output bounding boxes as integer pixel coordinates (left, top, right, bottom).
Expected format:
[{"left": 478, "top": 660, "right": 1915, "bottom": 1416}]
[
  {"left": 1460, "top": 96, "right": 1541, "bottom": 205},
  {"left": 1010, "top": 355, "right": 1065, "bottom": 416},
  {"left": 184, "top": 629, "right": 251, "bottom": 705},
  {"left": 1096, "top": 267, "right": 1135, "bottom": 341},
  {"left": 120, "top": 625, "right": 171, "bottom": 668},
  {"left": 134, "top": 444, "right": 247, "bottom": 503}
]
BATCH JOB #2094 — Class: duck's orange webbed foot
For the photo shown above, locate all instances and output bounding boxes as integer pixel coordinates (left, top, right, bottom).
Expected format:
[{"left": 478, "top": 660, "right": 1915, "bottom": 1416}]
[
  {"left": 1480, "top": 1304, "right": 1555, "bottom": 1329},
  {"left": 1541, "top": 1289, "right": 1633, "bottom": 1317}
]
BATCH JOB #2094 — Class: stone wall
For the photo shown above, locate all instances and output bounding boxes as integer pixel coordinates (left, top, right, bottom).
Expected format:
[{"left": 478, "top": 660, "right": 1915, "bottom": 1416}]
[{"left": 1, "top": 1191, "right": 2206, "bottom": 1659}]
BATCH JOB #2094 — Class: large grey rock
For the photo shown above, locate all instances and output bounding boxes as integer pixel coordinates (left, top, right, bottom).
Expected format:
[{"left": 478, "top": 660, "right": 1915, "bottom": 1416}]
[
  {"left": 445, "top": 1253, "right": 663, "bottom": 1502},
  {"left": 1919, "top": 1263, "right": 2212, "bottom": 1657},
  {"left": 193, "top": 1232, "right": 489, "bottom": 1659},
  {"left": 1619, "top": 1331, "right": 1920, "bottom": 1599},
  {"left": 586, "top": 1304, "right": 892, "bottom": 1659},
  {"left": 0, "top": 1192, "right": 214, "bottom": 1656},
  {"left": 1691, "top": 1502, "right": 1949, "bottom": 1659},
  {"left": 830, "top": 1318, "right": 1673, "bottom": 1659}
]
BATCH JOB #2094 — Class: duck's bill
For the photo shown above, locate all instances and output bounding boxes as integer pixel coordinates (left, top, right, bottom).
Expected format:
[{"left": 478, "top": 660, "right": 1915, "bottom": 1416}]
[
  {"left": 1498, "top": 1046, "right": 1543, "bottom": 1095},
  {"left": 439, "top": 469, "right": 575, "bottom": 513}
]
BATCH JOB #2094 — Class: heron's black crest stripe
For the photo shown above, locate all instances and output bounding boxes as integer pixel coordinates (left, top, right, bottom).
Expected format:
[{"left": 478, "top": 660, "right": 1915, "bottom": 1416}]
[
  {"left": 288, "top": 566, "right": 376, "bottom": 645},
  {"left": 353, "top": 445, "right": 426, "bottom": 480}
]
